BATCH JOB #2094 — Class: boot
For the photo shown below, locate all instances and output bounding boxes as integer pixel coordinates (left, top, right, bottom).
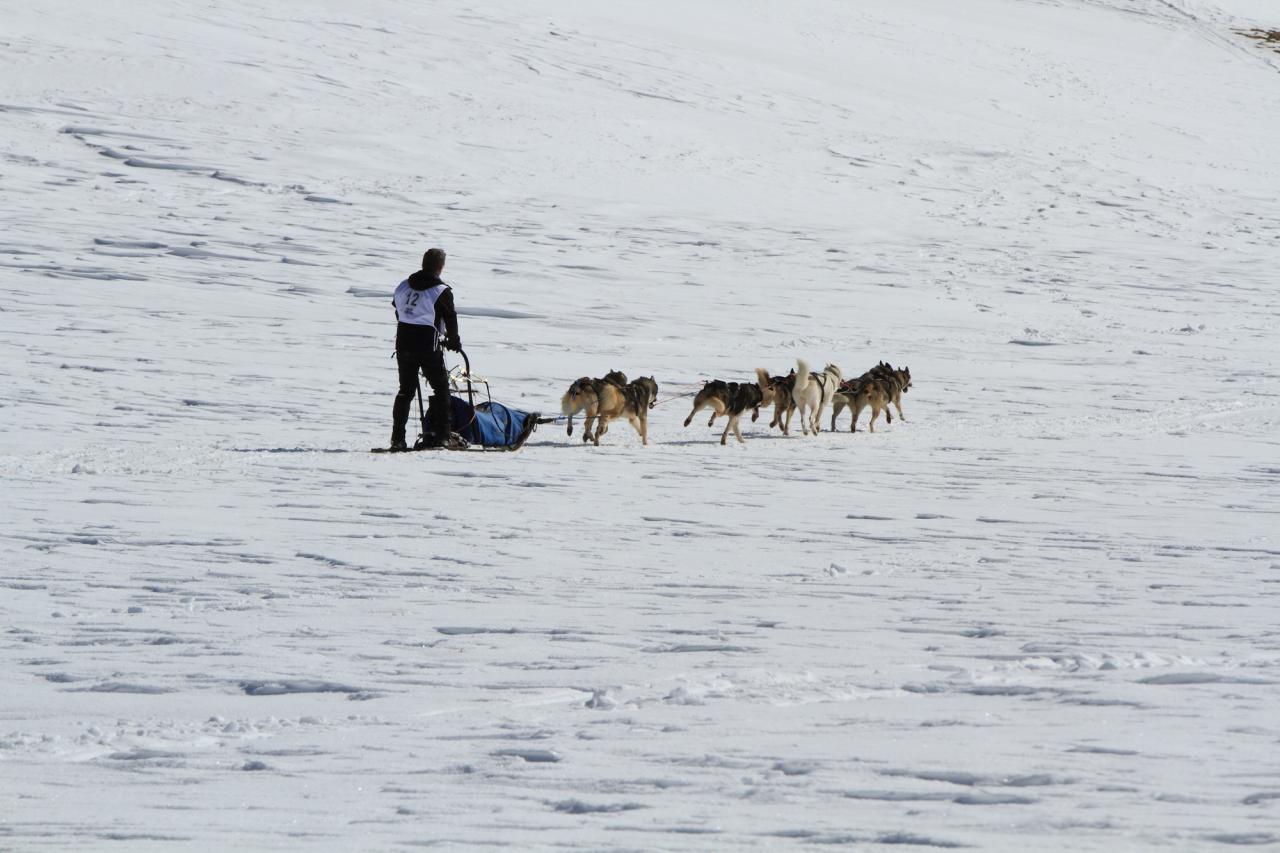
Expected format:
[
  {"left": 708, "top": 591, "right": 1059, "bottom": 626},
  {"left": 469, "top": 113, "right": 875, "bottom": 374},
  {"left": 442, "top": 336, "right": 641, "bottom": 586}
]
[{"left": 422, "top": 394, "right": 451, "bottom": 446}]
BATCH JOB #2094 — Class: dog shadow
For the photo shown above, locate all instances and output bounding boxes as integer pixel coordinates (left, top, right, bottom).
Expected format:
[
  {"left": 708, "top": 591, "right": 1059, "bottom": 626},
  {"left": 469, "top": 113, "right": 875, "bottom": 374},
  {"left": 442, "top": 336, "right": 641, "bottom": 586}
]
[{"left": 661, "top": 432, "right": 805, "bottom": 447}]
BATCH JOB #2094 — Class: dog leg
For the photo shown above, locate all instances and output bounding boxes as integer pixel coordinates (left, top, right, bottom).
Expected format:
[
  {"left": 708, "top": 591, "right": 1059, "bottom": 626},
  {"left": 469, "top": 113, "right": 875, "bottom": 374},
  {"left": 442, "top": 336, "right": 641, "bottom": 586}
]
[
  {"left": 869, "top": 406, "right": 879, "bottom": 433},
  {"left": 733, "top": 415, "right": 746, "bottom": 444},
  {"left": 894, "top": 398, "right": 905, "bottom": 422},
  {"left": 683, "top": 404, "right": 698, "bottom": 428},
  {"left": 720, "top": 417, "right": 732, "bottom": 446}
]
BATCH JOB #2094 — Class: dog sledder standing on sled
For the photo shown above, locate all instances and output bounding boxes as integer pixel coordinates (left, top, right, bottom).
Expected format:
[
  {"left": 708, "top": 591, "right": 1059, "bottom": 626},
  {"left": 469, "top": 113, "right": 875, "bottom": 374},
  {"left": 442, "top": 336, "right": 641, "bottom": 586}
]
[
  {"left": 389, "top": 248, "right": 464, "bottom": 451},
  {"left": 378, "top": 248, "right": 542, "bottom": 454}
]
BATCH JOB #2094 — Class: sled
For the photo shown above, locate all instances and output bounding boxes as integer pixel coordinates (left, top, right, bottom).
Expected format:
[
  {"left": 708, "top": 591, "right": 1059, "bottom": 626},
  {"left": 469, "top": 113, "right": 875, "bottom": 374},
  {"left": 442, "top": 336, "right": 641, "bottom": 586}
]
[{"left": 373, "top": 349, "right": 541, "bottom": 453}]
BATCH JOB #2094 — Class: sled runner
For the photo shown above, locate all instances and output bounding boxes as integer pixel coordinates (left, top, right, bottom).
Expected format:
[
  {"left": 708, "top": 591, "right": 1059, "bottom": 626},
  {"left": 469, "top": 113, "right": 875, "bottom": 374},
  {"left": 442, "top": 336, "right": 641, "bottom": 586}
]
[{"left": 373, "top": 349, "right": 541, "bottom": 453}]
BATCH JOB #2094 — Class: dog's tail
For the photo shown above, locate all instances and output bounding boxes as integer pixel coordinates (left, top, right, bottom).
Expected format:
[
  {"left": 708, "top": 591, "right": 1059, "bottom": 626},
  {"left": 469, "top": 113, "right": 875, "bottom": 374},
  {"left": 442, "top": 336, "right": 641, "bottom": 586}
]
[
  {"left": 755, "top": 367, "right": 771, "bottom": 391},
  {"left": 561, "top": 384, "right": 581, "bottom": 436},
  {"left": 794, "top": 359, "right": 811, "bottom": 398}
]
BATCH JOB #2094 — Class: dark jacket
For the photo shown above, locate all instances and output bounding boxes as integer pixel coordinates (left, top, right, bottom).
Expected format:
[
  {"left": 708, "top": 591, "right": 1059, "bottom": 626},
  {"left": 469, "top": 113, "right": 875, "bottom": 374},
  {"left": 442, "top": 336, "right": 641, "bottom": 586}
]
[{"left": 395, "top": 271, "right": 460, "bottom": 351}]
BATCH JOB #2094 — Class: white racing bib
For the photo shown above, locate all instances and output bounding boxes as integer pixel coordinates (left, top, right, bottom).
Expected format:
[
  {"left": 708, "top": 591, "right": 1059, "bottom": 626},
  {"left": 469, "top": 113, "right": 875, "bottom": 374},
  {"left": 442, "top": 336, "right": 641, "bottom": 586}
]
[{"left": 393, "top": 280, "right": 448, "bottom": 339}]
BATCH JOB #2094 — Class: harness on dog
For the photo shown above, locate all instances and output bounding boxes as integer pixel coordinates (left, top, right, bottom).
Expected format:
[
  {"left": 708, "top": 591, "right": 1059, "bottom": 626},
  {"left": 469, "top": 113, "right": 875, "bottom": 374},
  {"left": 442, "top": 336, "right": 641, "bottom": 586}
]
[
  {"left": 591, "top": 374, "right": 632, "bottom": 409},
  {"left": 727, "top": 383, "right": 764, "bottom": 415}
]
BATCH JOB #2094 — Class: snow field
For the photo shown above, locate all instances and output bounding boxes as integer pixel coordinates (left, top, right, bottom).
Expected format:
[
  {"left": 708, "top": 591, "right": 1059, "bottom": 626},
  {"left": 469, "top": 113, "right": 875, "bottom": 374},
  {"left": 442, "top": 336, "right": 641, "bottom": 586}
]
[{"left": 2, "top": 0, "right": 1279, "bottom": 849}]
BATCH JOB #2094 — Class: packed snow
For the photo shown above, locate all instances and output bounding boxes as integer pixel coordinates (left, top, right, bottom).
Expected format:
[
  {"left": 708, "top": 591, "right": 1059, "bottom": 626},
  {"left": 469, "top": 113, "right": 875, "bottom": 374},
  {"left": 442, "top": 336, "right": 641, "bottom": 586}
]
[{"left": 2, "top": 0, "right": 1279, "bottom": 849}]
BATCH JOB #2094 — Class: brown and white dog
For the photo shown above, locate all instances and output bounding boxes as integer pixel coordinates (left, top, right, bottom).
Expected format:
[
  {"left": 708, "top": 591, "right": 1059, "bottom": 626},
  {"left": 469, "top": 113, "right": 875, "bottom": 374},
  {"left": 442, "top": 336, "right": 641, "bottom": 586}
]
[
  {"left": 592, "top": 376, "right": 659, "bottom": 446},
  {"left": 560, "top": 370, "right": 627, "bottom": 442}
]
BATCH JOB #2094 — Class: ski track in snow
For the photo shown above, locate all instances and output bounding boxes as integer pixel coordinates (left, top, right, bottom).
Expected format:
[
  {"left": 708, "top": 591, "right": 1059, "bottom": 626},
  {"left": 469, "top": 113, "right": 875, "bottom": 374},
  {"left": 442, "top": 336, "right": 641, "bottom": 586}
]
[{"left": 2, "top": 0, "right": 1279, "bottom": 849}]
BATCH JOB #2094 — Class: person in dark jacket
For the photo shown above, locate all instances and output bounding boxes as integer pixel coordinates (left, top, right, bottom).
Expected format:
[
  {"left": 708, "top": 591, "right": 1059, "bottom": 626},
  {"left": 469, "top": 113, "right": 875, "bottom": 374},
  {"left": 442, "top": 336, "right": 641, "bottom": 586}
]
[{"left": 389, "top": 248, "right": 462, "bottom": 450}]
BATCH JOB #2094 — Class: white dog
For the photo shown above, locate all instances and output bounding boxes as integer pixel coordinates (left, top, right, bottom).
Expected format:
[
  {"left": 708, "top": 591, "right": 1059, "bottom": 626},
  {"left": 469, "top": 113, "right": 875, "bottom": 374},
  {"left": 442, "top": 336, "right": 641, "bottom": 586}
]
[{"left": 788, "top": 358, "right": 843, "bottom": 435}]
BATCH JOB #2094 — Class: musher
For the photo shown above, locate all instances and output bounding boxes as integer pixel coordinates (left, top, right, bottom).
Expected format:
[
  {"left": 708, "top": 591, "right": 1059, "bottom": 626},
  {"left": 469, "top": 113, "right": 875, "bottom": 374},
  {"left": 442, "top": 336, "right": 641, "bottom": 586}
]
[{"left": 389, "top": 248, "right": 462, "bottom": 450}]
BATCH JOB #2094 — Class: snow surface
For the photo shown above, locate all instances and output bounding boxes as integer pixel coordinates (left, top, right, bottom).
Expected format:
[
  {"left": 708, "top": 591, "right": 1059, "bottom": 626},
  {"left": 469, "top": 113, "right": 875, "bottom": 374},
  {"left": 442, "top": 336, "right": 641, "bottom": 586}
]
[{"left": 2, "top": 0, "right": 1279, "bottom": 849}]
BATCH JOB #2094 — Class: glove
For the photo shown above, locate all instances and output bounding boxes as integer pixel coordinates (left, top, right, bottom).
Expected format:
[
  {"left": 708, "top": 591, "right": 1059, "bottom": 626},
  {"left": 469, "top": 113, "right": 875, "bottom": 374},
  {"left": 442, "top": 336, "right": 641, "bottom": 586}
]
[{"left": 443, "top": 335, "right": 462, "bottom": 353}]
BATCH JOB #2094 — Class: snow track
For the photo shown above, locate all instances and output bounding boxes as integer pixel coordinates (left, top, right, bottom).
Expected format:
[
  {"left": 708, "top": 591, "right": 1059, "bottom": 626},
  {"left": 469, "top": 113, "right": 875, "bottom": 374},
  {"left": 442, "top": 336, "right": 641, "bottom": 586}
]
[{"left": 2, "top": 0, "right": 1278, "bottom": 849}]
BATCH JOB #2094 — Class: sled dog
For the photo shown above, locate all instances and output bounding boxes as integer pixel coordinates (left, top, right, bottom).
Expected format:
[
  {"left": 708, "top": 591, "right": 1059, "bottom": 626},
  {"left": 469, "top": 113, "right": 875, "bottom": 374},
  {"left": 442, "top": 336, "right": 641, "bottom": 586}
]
[
  {"left": 684, "top": 380, "right": 734, "bottom": 428},
  {"left": 684, "top": 369, "right": 775, "bottom": 432},
  {"left": 767, "top": 370, "right": 796, "bottom": 434},
  {"left": 878, "top": 362, "right": 911, "bottom": 422},
  {"left": 831, "top": 372, "right": 891, "bottom": 433},
  {"left": 560, "top": 370, "right": 626, "bottom": 442},
  {"left": 789, "top": 359, "right": 842, "bottom": 435},
  {"left": 592, "top": 376, "right": 659, "bottom": 446},
  {"left": 717, "top": 369, "right": 777, "bottom": 445},
  {"left": 830, "top": 362, "right": 912, "bottom": 432}
]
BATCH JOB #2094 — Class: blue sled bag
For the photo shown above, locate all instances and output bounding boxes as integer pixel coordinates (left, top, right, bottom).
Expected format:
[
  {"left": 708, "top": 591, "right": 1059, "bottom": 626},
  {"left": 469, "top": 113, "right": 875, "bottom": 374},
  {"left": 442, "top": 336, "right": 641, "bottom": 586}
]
[{"left": 448, "top": 397, "right": 538, "bottom": 450}]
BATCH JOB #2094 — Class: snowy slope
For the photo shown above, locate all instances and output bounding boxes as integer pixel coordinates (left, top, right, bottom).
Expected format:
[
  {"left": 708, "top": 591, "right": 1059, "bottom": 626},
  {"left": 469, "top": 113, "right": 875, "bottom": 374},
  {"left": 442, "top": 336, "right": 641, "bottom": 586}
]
[{"left": 2, "top": 0, "right": 1279, "bottom": 849}]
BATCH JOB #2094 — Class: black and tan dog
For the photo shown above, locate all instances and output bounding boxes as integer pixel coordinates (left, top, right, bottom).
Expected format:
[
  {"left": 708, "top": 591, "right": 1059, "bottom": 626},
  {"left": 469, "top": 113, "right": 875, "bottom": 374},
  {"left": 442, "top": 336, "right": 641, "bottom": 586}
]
[
  {"left": 681, "top": 369, "right": 778, "bottom": 445},
  {"left": 592, "top": 376, "right": 659, "bottom": 446},
  {"left": 560, "top": 370, "right": 627, "bottom": 442},
  {"left": 719, "top": 370, "right": 780, "bottom": 445},
  {"left": 831, "top": 362, "right": 912, "bottom": 433},
  {"left": 684, "top": 369, "right": 775, "bottom": 430}
]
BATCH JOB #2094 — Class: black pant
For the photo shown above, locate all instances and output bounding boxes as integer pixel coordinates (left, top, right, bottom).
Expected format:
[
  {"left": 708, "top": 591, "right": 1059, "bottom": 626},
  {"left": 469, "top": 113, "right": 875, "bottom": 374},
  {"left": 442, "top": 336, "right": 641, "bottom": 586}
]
[{"left": 392, "top": 346, "right": 450, "bottom": 444}]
